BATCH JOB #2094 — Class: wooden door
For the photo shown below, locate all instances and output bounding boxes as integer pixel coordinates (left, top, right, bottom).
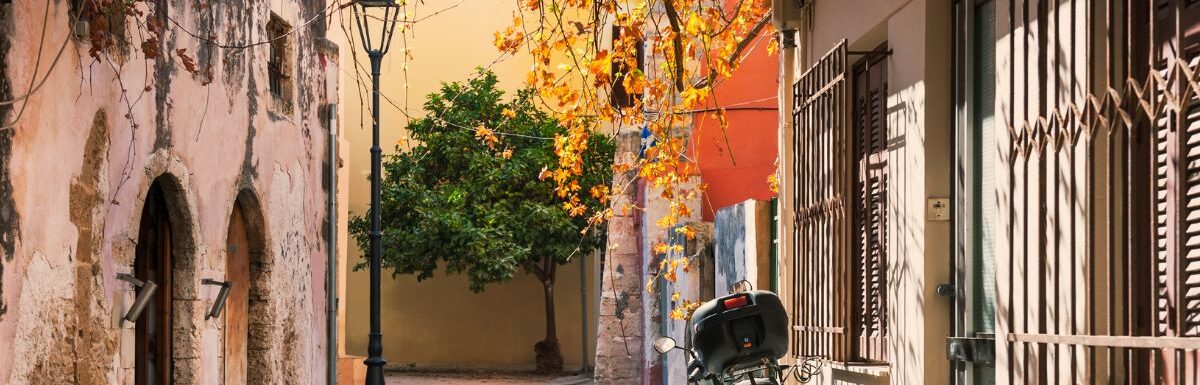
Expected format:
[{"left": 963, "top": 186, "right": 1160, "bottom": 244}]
[
  {"left": 135, "top": 183, "right": 173, "bottom": 385},
  {"left": 225, "top": 204, "right": 250, "bottom": 385}
]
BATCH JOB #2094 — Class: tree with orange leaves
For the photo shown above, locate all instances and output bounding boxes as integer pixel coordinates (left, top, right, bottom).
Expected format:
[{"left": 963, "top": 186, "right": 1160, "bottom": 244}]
[{"left": 497, "top": 0, "right": 774, "bottom": 320}]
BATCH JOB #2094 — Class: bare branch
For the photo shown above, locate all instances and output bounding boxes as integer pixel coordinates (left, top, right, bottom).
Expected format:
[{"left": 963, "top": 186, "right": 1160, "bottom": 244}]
[
  {"left": 693, "top": 12, "right": 770, "bottom": 90},
  {"left": 661, "top": 0, "right": 686, "bottom": 92}
]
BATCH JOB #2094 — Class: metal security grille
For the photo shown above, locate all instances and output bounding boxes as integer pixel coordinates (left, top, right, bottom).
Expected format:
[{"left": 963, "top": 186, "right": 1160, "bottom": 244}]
[
  {"left": 791, "top": 40, "right": 851, "bottom": 362},
  {"left": 1001, "top": 0, "right": 1200, "bottom": 383},
  {"left": 267, "top": 17, "right": 290, "bottom": 100}
]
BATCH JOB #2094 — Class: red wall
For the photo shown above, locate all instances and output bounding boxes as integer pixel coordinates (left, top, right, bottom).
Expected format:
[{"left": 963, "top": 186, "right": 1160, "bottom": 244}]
[{"left": 691, "top": 22, "right": 778, "bottom": 221}]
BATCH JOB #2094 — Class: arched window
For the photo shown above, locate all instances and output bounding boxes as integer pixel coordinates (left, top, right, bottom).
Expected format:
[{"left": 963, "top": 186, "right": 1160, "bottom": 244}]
[{"left": 134, "top": 181, "right": 173, "bottom": 385}]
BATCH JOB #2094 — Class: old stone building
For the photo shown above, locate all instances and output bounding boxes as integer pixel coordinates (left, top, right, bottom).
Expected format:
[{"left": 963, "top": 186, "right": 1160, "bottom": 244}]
[{"left": 0, "top": 0, "right": 341, "bottom": 384}]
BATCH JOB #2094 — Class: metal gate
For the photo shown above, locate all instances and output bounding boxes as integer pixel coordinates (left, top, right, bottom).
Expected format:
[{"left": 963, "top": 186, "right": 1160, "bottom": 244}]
[{"left": 1000, "top": 0, "right": 1200, "bottom": 383}]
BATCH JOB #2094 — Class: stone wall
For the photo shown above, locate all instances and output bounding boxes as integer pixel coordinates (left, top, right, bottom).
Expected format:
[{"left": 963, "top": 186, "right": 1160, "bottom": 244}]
[
  {"left": 593, "top": 129, "right": 645, "bottom": 384},
  {"left": 594, "top": 127, "right": 707, "bottom": 385},
  {"left": 0, "top": 1, "right": 341, "bottom": 384}
]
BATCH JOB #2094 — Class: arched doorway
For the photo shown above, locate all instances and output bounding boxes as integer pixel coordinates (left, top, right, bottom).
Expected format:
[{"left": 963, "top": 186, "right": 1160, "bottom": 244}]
[
  {"left": 134, "top": 181, "right": 173, "bottom": 385},
  {"left": 225, "top": 190, "right": 269, "bottom": 385},
  {"left": 225, "top": 201, "right": 250, "bottom": 385}
]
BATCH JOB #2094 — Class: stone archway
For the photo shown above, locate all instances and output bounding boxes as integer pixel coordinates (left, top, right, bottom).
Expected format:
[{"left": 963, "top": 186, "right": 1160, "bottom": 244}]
[
  {"left": 131, "top": 174, "right": 200, "bottom": 385},
  {"left": 224, "top": 188, "right": 273, "bottom": 385},
  {"left": 134, "top": 181, "right": 172, "bottom": 385}
]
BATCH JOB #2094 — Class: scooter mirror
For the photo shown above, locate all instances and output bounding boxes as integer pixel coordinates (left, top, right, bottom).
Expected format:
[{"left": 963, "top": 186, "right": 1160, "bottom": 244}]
[{"left": 652, "top": 337, "right": 677, "bottom": 354}]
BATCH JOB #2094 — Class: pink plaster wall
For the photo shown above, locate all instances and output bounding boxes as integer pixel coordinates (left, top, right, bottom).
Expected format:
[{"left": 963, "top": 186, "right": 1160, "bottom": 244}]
[{"left": 0, "top": 1, "right": 341, "bottom": 383}]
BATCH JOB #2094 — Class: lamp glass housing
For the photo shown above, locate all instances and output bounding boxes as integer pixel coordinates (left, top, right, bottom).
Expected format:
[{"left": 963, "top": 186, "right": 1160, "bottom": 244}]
[{"left": 352, "top": 0, "right": 401, "bottom": 54}]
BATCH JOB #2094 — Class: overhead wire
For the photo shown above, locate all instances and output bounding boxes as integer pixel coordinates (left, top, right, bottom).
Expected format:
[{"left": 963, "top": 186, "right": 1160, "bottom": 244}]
[
  {"left": 0, "top": 1, "right": 72, "bottom": 131},
  {"left": 337, "top": 57, "right": 555, "bottom": 142},
  {"left": 0, "top": 0, "right": 345, "bottom": 107},
  {"left": 1, "top": 0, "right": 344, "bottom": 130},
  {"left": 166, "top": 0, "right": 340, "bottom": 50},
  {"left": 336, "top": 0, "right": 553, "bottom": 144}
]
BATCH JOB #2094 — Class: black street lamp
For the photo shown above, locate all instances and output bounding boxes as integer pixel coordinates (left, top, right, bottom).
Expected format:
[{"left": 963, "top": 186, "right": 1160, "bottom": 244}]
[{"left": 351, "top": 1, "right": 400, "bottom": 384}]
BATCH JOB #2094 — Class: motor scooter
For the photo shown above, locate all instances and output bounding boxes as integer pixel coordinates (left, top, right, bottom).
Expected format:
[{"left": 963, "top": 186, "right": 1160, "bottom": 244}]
[{"left": 652, "top": 290, "right": 792, "bottom": 385}]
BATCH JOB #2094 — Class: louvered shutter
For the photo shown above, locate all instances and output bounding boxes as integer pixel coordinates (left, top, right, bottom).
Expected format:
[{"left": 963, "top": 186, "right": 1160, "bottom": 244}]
[
  {"left": 851, "top": 46, "right": 889, "bottom": 363},
  {"left": 1149, "top": 0, "right": 1200, "bottom": 343}
]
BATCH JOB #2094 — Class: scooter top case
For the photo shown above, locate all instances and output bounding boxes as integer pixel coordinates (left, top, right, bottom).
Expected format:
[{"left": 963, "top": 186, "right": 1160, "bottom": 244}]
[{"left": 690, "top": 290, "right": 789, "bottom": 377}]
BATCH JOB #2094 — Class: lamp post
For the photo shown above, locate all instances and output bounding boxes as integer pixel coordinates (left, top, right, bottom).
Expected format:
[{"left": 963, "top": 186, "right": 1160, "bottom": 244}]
[{"left": 351, "top": 1, "right": 400, "bottom": 384}]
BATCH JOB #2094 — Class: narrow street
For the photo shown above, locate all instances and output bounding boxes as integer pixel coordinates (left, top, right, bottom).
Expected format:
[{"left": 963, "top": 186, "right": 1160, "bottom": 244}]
[
  {"left": 3, "top": 0, "right": 1199, "bottom": 384},
  {"left": 384, "top": 372, "right": 593, "bottom": 385}
]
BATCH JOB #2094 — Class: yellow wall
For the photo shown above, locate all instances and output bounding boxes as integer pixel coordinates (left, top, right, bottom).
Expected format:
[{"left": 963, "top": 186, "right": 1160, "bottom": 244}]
[{"left": 334, "top": 0, "right": 600, "bottom": 371}]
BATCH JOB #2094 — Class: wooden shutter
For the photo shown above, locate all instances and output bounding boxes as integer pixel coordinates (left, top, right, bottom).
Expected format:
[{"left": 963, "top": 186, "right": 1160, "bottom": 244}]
[
  {"left": 851, "top": 46, "right": 888, "bottom": 363},
  {"left": 791, "top": 40, "right": 851, "bottom": 362},
  {"left": 1150, "top": 0, "right": 1200, "bottom": 349}
]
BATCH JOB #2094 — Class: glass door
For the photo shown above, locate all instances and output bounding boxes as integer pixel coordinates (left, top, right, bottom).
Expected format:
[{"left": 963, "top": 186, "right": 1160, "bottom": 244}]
[{"left": 953, "top": 1, "right": 997, "bottom": 383}]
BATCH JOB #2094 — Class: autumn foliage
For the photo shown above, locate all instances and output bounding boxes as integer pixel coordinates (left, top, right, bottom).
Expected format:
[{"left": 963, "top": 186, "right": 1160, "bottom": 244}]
[{"left": 498, "top": 0, "right": 774, "bottom": 319}]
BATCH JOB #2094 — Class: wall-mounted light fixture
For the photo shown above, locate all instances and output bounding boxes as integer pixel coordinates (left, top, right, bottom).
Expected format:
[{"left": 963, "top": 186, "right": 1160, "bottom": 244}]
[
  {"left": 116, "top": 273, "right": 157, "bottom": 325},
  {"left": 202, "top": 279, "right": 232, "bottom": 320},
  {"left": 781, "top": 29, "right": 797, "bottom": 49}
]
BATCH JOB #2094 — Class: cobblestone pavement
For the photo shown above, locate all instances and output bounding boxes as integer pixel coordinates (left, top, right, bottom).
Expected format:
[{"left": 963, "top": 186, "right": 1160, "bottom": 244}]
[{"left": 384, "top": 371, "right": 593, "bottom": 384}]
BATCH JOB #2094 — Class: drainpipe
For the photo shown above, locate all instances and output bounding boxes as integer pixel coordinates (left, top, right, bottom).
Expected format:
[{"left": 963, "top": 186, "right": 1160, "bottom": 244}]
[
  {"left": 770, "top": 198, "right": 779, "bottom": 292},
  {"left": 659, "top": 279, "right": 669, "bottom": 385},
  {"left": 775, "top": 23, "right": 798, "bottom": 368},
  {"left": 326, "top": 104, "right": 339, "bottom": 385}
]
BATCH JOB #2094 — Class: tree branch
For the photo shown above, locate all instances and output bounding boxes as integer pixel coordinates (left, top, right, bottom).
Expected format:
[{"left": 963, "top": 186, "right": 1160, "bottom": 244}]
[
  {"left": 693, "top": 12, "right": 770, "bottom": 90},
  {"left": 525, "top": 260, "right": 547, "bottom": 282},
  {"left": 662, "top": 0, "right": 686, "bottom": 92}
]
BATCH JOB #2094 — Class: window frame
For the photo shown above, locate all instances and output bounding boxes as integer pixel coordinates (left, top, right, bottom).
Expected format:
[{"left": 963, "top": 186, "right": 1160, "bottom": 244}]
[{"left": 266, "top": 14, "right": 294, "bottom": 114}]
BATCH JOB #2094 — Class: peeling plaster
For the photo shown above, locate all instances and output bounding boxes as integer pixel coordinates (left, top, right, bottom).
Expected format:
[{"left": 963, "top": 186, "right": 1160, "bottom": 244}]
[
  {"left": 220, "top": 0, "right": 249, "bottom": 92},
  {"left": 11, "top": 250, "right": 76, "bottom": 385},
  {"left": 243, "top": 59, "right": 259, "bottom": 182},
  {"left": 67, "top": 111, "right": 117, "bottom": 384},
  {"left": 0, "top": 1, "right": 17, "bottom": 319},
  {"left": 191, "top": 0, "right": 217, "bottom": 80},
  {"left": 0, "top": 1, "right": 338, "bottom": 382},
  {"left": 152, "top": 0, "right": 176, "bottom": 151},
  {"left": 614, "top": 291, "right": 629, "bottom": 320}
]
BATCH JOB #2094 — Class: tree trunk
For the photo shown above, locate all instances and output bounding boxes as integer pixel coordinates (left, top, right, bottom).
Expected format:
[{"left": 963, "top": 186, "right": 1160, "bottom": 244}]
[{"left": 534, "top": 261, "right": 563, "bottom": 373}]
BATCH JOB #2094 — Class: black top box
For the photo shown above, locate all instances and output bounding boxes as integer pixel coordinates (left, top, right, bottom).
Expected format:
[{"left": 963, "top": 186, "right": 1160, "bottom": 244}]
[{"left": 690, "top": 290, "right": 790, "bottom": 376}]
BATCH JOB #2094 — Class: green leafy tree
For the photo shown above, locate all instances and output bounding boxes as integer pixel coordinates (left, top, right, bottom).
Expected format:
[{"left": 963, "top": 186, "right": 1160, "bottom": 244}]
[{"left": 349, "top": 69, "right": 615, "bottom": 373}]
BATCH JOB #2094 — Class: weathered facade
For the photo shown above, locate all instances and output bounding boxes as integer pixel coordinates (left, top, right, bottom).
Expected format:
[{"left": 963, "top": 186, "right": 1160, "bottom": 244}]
[
  {"left": 0, "top": 0, "right": 341, "bottom": 383},
  {"left": 773, "top": 0, "right": 1200, "bottom": 384}
]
